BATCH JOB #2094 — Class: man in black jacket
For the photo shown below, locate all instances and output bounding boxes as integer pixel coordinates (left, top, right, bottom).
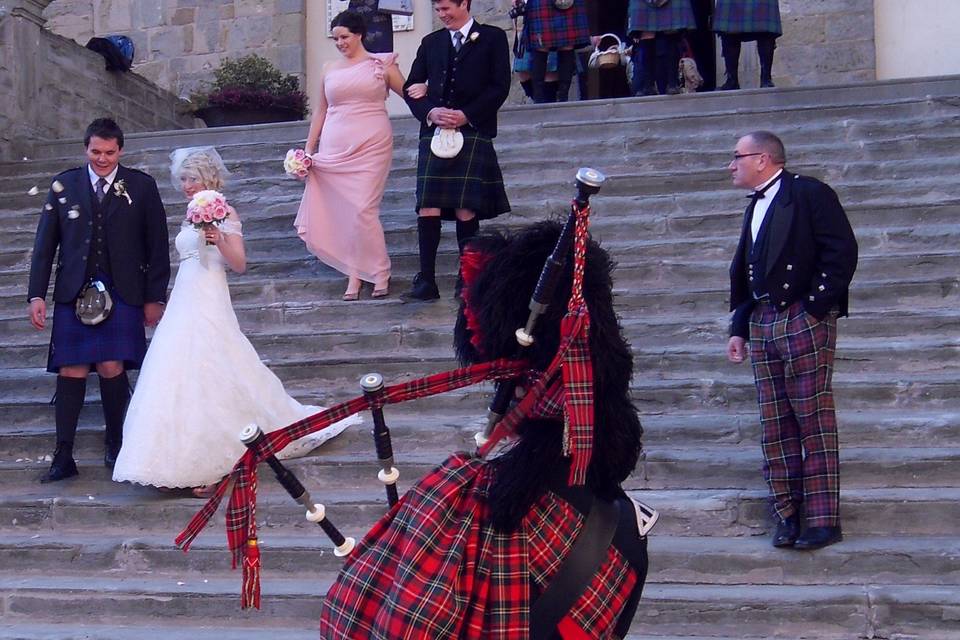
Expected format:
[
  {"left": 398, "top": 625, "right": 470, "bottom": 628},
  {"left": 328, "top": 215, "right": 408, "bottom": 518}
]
[
  {"left": 28, "top": 118, "right": 170, "bottom": 483},
  {"left": 725, "top": 131, "right": 857, "bottom": 550},
  {"left": 401, "top": 0, "right": 511, "bottom": 301}
]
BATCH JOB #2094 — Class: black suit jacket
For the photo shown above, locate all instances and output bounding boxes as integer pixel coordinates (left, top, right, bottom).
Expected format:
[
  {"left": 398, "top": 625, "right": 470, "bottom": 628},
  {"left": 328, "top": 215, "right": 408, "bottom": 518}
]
[
  {"left": 403, "top": 21, "right": 511, "bottom": 139},
  {"left": 28, "top": 164, "right": 171, "bottom": 306},
  {"left": 729, "top": 171, "right": 858, "bottom": 338}
]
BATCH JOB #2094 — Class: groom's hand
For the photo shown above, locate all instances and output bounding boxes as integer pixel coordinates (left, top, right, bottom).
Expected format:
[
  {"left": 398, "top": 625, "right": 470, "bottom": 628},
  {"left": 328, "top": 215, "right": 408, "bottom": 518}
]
[
  {"left": 29, "top": 299, "right": 46, "bottom": 330},
  {"left": 144, "top": 302, "right": 164, "bottom": 327}
]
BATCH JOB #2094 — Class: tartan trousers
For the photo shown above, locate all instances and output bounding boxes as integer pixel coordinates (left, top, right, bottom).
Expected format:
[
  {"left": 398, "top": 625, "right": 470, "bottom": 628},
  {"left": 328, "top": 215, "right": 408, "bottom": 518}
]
[{"left": 748, "top": 300, "right": 840, "bottom": 527}]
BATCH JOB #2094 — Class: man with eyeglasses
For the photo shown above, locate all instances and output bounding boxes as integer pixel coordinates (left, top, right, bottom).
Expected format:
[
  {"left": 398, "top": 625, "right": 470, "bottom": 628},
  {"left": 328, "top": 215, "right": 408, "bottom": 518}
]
[{"left": 725, "top": 131, "right": 858, "bottom": 551}]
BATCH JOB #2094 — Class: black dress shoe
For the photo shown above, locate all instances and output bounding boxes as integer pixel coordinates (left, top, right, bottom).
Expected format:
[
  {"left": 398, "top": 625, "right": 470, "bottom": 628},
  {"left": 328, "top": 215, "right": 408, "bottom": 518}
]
[
  {"left": 771, "top": 514, "right": 800, "bottom": 548},
  {"left": 104, "top": 442, "right": 121, "bottom": 469},
  {"left": 794, "top": 525, "right": 843, "bottom": 550},
  {"left": 40, "top": 450, "right": 79, "bottom": 484},
  {"left": 401, "top": 273, "right": 440, "bottom": 303}
]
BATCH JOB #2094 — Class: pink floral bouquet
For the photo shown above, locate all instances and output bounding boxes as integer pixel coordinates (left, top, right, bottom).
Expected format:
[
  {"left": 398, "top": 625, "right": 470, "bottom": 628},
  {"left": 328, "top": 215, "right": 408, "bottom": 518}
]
[
  {"left": 185, "top": 190, "right": 229, "bottom": 243},
  {"left": 284, "top": 148, "right": 312, "bottom": 179}
]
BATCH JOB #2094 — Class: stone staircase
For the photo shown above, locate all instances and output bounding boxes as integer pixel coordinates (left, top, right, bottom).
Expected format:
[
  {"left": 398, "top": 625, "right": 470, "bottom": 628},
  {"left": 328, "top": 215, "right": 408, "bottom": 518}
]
[{"left": 1, "top": 76, "right": 960, "bottom": 639}]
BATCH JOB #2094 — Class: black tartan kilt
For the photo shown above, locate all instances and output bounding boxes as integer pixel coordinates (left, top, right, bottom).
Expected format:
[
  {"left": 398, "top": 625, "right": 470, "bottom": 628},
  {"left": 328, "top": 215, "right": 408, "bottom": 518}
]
[{"left": 416, "top": 129, "right": 511, "bottom": 221}]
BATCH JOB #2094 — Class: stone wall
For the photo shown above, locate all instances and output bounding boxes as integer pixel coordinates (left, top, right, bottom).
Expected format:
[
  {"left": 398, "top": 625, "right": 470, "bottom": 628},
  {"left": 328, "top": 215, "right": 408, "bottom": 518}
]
[
  {"left": 44, "top": 0, "right": 307, "bottom": 99},
  {"left": 0, "top": 3, "right": 193, "bottom": 161},
  {"left": 39, "top": 0, "right": 877, "bottom": 100}
]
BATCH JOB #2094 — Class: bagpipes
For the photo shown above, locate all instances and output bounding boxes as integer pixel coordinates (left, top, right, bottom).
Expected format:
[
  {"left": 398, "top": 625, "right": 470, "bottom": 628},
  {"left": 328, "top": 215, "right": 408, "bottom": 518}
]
[{"left": 175, "top": 168, "right": 607, "bottom": 609}]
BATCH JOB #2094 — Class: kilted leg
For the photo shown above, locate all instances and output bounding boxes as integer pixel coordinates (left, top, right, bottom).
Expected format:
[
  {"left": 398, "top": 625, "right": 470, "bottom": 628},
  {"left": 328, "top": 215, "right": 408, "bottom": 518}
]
[{"left": 750, "top": 301, "right": 840, "bottom": 527}]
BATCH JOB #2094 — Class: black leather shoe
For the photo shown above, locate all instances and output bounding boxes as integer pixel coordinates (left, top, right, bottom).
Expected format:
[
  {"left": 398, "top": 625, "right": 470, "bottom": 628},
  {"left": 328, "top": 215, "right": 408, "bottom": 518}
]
[
  {"left": 104, "top": 442, "right": 121, "bottom": 469},
  {"left": 771, "top": 514, "right": 800, "bottom": 548},
  {"left": 401, "top": 273, "right": 440, "bottom": 303},
  {"left": 794, "top": 525, "right": 843, "bottom": 550},
  {"left": 40, "top": 447, "right": 79, "bottom": 483}
]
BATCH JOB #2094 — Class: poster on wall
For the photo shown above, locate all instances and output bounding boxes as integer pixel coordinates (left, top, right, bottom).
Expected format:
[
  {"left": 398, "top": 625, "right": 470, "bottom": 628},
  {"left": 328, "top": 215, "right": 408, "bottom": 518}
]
[{"left": 327, "top": 0, "right": 413, "bottom": 40}]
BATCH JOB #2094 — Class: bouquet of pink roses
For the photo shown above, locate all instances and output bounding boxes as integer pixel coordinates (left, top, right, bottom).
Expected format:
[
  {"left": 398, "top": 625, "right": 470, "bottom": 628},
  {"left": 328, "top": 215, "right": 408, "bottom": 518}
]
[
  {"left": 284, "top": 148, "right": 312, "bottom": 179},
  {"left": 185, "top": 190, "right": 229, "bottom": 244}
]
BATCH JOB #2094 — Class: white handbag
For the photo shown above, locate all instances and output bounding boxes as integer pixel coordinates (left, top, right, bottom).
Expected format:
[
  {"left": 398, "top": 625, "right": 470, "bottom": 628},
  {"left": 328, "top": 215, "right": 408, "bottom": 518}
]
[
  {"left": 377, "top": 0, "right": 414, "bottom": 16},
  {"left": 430, "top": 127, "right": 464, "bottom": 159}
]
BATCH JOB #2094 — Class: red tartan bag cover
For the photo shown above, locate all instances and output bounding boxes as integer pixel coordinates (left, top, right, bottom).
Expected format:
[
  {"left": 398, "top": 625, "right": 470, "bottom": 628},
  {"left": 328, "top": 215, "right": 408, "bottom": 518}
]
[{"left": 318, "top": 453, "right": 639, "bottom": 640}]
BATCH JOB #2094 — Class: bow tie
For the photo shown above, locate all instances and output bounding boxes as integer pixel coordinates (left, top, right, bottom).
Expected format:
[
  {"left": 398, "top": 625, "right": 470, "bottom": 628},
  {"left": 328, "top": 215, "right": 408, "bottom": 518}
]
[{"left": 747, "top": 177, "right": 780, "bottom": 202}]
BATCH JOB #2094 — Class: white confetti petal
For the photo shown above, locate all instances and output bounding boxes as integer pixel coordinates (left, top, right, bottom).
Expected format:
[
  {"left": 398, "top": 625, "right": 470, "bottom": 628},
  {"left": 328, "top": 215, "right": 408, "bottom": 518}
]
[
  {"left": 15, "top": 458, "right": 23, "bottom": 463},
  {"left": 177, "top": 581, "right": 185, "bottom": 586},
  {"left": 43, "top": 454, "right": 52, "bottom": 462},
  {"left": 27, "top": 186, "right": 40, "bottom": 196},
  {"left": 67, "top": 211, "right": 79, "bottom": 219},
  {"left": 44, "top": 203, "right": 53, "bottom": 211},
  {"left": 87, "top": 495, "right": 95, "bottom": 500},
  {"left": 22, "top": 157, "right": 30, "bottom": 161},
  {"left": 11, "top": 519, "right": 17, "bottom": 525},
  {"left": 31, "top": 534, "right": 40, "bottom": 539},
  {"left": 58, "top": 197, "right": 67, "bottom": 204},
  {"left": 52, "top": 180, "right": 64, "bottom": 193},
  {"left": 203, "top": 579, "right": 208, "bottom": 583}
]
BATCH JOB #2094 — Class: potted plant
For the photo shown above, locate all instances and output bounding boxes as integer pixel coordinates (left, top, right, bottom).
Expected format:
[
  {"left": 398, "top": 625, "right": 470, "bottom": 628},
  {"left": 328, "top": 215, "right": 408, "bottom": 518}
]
[{"left": 191, "top": 54, "right": 308, "bottom": 127}]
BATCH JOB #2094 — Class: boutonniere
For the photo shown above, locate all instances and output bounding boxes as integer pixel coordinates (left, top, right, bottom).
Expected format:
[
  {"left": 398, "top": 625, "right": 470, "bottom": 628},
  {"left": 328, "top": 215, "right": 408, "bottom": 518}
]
[
  {"left": 113, "top": 179, "right": 132, "bottom": 205},
  {"left": 469, "top": 32, "right": 479, "bottom": 42}
]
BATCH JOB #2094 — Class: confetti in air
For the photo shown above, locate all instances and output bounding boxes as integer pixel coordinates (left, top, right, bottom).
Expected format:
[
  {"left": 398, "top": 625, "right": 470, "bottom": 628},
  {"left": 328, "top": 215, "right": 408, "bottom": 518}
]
[
  {"left": 27, "top": 186, "right": 40, "bottom": 196},
  {"left": 51, "top": 180, "right": 64, "bottom": 193}
]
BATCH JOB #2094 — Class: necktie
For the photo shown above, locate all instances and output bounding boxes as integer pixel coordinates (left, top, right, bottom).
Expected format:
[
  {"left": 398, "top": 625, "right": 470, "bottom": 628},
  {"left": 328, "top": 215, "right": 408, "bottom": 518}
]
[
  {"left": 96, "top": 177, "right": 107, "bottom": 203},
  {"left": 454, "top": 31, "right": 464, "bottom": 53}
]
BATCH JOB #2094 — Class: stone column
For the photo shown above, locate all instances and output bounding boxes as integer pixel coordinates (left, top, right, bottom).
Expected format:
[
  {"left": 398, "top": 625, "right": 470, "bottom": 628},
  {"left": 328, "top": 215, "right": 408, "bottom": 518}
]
[{"left": 0, "top": 0, "right": 53, "bottom": 26}]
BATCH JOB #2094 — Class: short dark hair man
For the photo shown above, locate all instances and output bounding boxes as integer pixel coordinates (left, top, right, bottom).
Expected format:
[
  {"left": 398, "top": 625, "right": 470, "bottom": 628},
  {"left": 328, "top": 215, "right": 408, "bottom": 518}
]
[
  {"left": 726, "top": 131, "right": 857, "bottom": 550},
  {"left": 400, "top": 0, "right": 512, "bottom": 301},
  {"left": 28, "top": 118, "right": 170, "bottom": 482}
]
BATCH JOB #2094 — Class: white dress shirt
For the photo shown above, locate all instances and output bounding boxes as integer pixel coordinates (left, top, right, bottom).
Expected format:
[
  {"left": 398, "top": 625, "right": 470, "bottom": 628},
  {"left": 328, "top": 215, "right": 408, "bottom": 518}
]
[
  {"left": 88, "top": 164, "right": 119, "bottom": 199},
  {"left": 449, "top": 19, "right": 474, "bottom": 48},
  {"left": 750, "top": 169, "right": 783, "bottom": 242}
]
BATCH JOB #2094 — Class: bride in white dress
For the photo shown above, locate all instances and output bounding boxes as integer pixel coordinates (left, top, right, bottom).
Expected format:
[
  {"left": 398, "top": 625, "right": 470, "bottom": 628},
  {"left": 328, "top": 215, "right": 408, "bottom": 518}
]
[{"left": 113, "top": 147, "right": 359, "bottom": 493}]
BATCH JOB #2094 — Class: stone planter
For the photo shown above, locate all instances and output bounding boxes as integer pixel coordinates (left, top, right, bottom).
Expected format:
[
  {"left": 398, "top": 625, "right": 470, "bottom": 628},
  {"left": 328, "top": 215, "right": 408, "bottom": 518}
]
[{"left": 194, "top": 105, "right": 304, "bottom": 127}]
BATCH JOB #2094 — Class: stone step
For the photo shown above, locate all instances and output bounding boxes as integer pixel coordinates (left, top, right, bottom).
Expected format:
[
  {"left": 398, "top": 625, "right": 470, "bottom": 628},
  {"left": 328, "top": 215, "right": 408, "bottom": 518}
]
[
  {"left": 3, "top": 441, "right": 958, "bottom": 492},
  {"left": 0, "top": 573, "right": 956, "bottom": 639},
  {"left": 2, "top": 484, "right": 959, "bottom": 538},
  {"left": 3, "top": 532, "right": 957, "bottom": 587}
]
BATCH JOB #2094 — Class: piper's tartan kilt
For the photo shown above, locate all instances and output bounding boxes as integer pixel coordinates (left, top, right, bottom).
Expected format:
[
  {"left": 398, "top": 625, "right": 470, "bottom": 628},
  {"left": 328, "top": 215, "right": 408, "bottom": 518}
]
[
  {"left": 524, "top": 0, "right": 591, "bottom": 51},
  {"left": 416, "top": 129, "right": 510, "bottom": 221},
  {"left": 713, "top": 0, "right": 782, "bottom": 35},
  {"left": 627, "top": 0, "right": 696, "bottom": 33}
]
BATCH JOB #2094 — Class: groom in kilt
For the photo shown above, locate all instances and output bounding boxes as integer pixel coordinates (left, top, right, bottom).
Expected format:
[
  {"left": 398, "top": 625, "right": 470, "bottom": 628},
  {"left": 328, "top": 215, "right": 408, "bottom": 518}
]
[
  {"left": 28, "top": 118, "right": 170, "bottom": 483},
  {"left": 401, "top": 0, "right": 511, "bottom": 302}
]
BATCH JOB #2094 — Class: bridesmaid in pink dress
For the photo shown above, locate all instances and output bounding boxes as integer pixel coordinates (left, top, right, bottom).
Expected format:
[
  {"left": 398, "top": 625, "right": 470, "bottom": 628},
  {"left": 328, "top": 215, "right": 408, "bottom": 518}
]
[{"left": 295, "top": 11, "right": 408, "bottom": 300}]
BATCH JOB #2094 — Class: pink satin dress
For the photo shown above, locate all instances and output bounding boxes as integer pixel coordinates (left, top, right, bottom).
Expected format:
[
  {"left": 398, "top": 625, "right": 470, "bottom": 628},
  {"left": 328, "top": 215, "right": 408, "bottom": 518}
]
[{"left": 294, "top": 53, "right": 395, "bottom": 289}]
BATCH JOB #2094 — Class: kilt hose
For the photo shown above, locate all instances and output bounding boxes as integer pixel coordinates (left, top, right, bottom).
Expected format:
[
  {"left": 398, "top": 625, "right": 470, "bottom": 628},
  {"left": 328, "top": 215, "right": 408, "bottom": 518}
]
[
  {"left": 524, "top": 0, "right": 591, "bottom": 51},
  {"left": 748, "top": 300, "right": 840, "bottom": 527},
  {"left": 416, "top": 129, "right": 511, "bottom": 221}
]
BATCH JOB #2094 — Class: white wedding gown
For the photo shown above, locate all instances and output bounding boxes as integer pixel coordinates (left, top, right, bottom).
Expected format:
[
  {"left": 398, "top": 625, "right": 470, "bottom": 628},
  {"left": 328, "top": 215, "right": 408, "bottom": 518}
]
[{"left": 113, "top": 220, "right": 360, "bottom": 488}]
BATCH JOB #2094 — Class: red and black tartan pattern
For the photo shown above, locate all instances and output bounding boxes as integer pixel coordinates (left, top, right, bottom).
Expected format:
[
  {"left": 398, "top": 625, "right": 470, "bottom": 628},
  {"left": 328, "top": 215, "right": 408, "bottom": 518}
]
[
  {"left": 176, "top": 359, "right": 530, "bottom": 606},
  {"left": 627, "top": 0, "right": 696, "bottom": 34},
  {"left": 523, "top": 0, "right": 591, "bottom": 51},
  {"left": 713, "top": 0, "right": 783, "bottom": 36},
  {"left": 319, "top": 453, "right": 639, "bottom": 639},
  {"left": 749, "top": 300, "right": 840, "bottom": 527}
]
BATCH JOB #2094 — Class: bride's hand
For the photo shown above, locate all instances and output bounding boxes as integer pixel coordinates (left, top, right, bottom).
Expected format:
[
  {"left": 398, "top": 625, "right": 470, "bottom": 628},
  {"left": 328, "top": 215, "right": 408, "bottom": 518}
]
[
  {"left": 406, "top": 83, "right": 428, "bottom": 99},
  {"left": 204, "top": 225, "right": 222, "bottom": 245}
]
